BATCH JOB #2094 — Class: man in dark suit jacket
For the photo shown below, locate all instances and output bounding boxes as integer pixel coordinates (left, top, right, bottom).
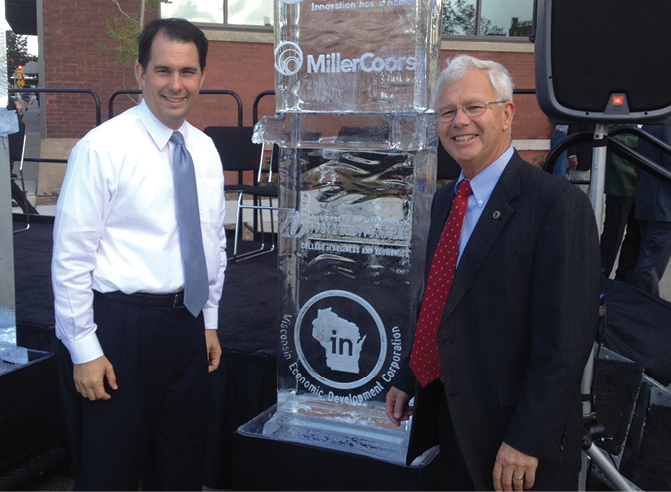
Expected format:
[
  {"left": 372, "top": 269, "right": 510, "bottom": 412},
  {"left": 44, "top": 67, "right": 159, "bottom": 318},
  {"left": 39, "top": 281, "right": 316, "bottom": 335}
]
[
  {"left": 385, "top": 55, "right": 601, "bottom": 491},
  {"left": 632, "top": 120, "right": 671, "bottom": 296}
]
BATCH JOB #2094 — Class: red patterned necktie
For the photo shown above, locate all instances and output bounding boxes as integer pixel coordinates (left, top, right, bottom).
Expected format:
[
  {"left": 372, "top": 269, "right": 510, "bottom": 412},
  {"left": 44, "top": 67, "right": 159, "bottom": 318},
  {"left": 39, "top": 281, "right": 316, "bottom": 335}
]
[{"left": 410, "top": 179, "right": 473, "bottom": 387}]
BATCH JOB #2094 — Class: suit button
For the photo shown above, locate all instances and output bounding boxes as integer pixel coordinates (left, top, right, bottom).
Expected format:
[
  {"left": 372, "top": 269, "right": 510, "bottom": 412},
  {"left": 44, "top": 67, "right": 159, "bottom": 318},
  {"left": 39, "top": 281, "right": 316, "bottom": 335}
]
[{"left": 559, "top": 444, "right": 565, "bottom": 451}]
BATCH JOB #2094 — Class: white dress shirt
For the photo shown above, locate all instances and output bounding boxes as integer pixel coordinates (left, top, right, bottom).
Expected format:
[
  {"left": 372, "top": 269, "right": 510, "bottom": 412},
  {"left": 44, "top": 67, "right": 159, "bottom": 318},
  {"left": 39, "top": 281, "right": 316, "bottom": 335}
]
[{"left": 52, "top": 100, "right": 227, "bottom": 364}]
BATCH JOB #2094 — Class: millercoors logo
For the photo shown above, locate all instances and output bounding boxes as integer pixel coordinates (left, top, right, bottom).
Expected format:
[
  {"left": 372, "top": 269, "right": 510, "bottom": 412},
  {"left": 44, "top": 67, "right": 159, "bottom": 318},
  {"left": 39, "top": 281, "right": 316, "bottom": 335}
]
[
  {"left": 275, "top": 42, "right": 304, "bottom": 76},
  {"left": 274, "top": 42, "right": 417, "bottom": 76},
  {"left": 308, "top": 52, "right": 416, "bottom": 73}
]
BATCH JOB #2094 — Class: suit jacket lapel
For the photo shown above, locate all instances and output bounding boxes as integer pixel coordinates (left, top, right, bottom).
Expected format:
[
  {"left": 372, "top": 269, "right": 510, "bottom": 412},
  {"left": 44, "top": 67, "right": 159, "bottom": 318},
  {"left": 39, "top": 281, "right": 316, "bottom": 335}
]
[{"left": 441, "top": 154, "right": 524, "bottom": 321}]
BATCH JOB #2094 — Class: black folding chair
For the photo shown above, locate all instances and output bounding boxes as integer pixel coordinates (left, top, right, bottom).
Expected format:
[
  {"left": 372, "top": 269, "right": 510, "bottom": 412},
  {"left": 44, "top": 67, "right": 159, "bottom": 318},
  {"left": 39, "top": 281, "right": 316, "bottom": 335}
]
[
  {"left": 204, "top": 126, "right": 263, "bottom": 260},
  {"left": 233, "top": 143, "right": 279, "bottom": 262},
  {"left": 9, "top": 120, "right": 30, "bottom": 233}
]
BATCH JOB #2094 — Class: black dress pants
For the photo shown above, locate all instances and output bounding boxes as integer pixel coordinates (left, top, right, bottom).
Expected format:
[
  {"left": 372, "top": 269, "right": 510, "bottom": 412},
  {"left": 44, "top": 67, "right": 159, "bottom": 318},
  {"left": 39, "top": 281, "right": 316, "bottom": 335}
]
[
  {"left": 74, "top": 293, "right": 210, "bottom": 491},
  {"left": 435, "top": 386, "right": 476, "bottom": 491},
  {"left": 600, "top": 195, "right": 640, "bottom": 282},
  {"left": 632, "top": 220, "right": 671, "bottom": 296}
]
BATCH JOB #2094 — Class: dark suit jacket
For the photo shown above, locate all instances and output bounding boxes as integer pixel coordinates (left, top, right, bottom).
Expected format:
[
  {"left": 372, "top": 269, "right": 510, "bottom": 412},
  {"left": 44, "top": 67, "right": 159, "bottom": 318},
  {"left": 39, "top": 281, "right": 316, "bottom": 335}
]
[
  {"left": 636, "top": 121, "right": 671, "bottom": 222},
  {"left": 395, "top": 152, "right": 601, "bottom": 490}
]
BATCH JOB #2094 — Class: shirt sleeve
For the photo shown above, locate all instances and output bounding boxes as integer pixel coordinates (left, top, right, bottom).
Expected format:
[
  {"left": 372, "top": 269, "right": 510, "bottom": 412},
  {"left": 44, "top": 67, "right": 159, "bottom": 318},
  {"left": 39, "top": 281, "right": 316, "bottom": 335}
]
[
  {"left": 52, "top": 139, "right": 109, "bottom": 364},
  {"left": 202, "top": 143, "right": 227, "bottom": 330}
]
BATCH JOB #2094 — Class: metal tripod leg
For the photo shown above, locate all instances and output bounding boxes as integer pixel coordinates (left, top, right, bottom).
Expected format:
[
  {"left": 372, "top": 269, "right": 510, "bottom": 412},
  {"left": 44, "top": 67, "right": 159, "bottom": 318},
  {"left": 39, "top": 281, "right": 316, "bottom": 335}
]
[
  {"left": 583, "top": 443, "right": 639, "bottom": 491},
  {"left": 579, "top": 342, "right": 639, "bottom": 491}
]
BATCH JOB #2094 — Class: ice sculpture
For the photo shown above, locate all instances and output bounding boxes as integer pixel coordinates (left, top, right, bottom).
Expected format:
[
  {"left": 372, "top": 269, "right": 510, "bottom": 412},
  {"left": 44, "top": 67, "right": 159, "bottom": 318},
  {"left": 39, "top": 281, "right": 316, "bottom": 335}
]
[{"left": 238, "top": 0, "right": 443, "bottom": 465}]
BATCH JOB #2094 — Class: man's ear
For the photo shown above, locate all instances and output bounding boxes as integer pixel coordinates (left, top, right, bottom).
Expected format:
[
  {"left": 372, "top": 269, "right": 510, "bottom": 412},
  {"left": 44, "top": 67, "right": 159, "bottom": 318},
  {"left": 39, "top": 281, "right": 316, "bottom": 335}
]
[
  {"left": 135, "top": 61, "right": 145, "bottom": 88},
  {"left": 199, "top": 66, "right": 207, "bottom": 89},
  {"left": 502, "top": 101, "right": 515, "bottom": 130}
]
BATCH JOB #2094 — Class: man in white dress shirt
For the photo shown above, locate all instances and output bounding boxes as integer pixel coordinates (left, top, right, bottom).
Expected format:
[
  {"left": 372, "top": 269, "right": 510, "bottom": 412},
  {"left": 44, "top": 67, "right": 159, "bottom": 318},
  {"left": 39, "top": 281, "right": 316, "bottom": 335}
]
[{"left": 52, "top": 18, "right": 226, "bottom": 491}]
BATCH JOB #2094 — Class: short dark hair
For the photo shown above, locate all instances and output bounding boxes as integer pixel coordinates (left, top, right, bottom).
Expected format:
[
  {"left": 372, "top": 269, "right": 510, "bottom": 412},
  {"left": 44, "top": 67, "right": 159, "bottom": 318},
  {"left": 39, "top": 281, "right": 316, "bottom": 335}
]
[{"left": 137, "top": 18, "right": 208, "bottom": 72}]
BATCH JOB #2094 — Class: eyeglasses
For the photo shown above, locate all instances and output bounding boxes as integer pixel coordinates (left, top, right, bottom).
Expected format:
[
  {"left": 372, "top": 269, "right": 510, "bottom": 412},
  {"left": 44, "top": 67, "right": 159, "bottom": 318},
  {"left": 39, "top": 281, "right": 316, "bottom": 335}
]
[{"left": 438, "top": 101, "right": 507, "bottom": 122}]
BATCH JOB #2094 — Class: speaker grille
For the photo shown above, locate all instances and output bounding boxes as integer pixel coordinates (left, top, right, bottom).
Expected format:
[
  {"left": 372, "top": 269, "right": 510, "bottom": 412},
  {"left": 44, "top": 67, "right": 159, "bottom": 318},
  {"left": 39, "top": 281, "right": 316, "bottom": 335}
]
[{"left": 550, "top": 0, "right": 671, "bottom": 113}]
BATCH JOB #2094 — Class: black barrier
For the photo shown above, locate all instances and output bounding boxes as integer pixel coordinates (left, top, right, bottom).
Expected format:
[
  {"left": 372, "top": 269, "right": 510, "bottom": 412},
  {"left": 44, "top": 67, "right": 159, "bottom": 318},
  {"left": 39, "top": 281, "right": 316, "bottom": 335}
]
[
  {"left": 542, "top": 131, "right": 593, "bottom": 185},
  {"left": 5, "top": 88, "right": 244, "bottom": 168},
  {"left": 9, "top": 88, "right": 102, "bottom": 166},
  {"left": 4, "top": 87, "right": 544, "bottom": 180},
  {"left": 608, "top": 126, "right": 671, "bottom": 184},
  {"left": 9, "top": 88, "right": 101, "bottom": 126},
  {"left": 253, "top": 90, "right": 275, "bottom": 125},
  {"left": 544, "top": 127, "right": 671, "bottom": 186},
  {"left": 252, "top": 88, "right": 537, "bottom": 124},
  {"left": 513, "top": 89, "right": 537, "bottom": 95},
  {"left": 108, "top": 89, "right": 244, "bottom": 126}
]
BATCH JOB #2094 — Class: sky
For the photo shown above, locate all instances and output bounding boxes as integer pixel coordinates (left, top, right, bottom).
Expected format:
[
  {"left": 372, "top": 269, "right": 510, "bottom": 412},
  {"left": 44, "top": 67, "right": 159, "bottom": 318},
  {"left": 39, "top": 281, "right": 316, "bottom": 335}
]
[{"left": 27, "top": 35, "right": 37, "bottom": 56}]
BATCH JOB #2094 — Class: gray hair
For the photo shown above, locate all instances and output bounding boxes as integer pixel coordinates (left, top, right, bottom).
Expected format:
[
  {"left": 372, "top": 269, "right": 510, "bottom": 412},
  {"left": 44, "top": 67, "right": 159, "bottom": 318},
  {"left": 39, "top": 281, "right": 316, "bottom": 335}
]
[{"left": 434, "top": 55, "right": 515, "bottom": 109}]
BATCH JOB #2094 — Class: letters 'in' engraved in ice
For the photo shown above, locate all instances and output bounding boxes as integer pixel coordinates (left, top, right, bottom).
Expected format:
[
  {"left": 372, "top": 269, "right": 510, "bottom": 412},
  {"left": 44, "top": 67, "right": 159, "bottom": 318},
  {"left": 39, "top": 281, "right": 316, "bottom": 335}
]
[
  {"left": 312, "top": 308, "right": 366, "bottom": 374},
  {"left": 237, "top": 0, "right": 444, "bottom": 466}
]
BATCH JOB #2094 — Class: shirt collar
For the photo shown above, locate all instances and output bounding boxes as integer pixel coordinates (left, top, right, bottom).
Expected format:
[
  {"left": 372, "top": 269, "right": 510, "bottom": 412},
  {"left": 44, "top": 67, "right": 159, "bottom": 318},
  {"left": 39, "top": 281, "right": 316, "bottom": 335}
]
[
  {"left": 455, "top": 145, "right": 514, "bottom": 208},
  {"left": 136, "top": 99, "right": 187, "bottom": 151}
]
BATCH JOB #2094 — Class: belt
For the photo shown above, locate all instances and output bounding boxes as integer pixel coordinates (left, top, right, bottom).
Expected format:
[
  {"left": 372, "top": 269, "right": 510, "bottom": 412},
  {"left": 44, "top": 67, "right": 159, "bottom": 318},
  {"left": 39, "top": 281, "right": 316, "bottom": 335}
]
[{"left": 95, "top": 290, "right": 185, "bottom": 309}]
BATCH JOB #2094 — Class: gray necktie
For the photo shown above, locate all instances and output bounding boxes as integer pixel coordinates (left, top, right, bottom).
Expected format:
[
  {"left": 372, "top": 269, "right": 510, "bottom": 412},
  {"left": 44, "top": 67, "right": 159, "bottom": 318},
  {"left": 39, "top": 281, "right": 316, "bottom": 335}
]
[{"left": 170, "top": 131, "right": 209, "bottom": 317}]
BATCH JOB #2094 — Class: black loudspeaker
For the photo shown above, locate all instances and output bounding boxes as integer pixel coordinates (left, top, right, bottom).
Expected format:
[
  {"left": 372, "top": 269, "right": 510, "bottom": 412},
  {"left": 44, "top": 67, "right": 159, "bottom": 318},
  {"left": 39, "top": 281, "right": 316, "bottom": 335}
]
[{"left": 535, "top": 0, "right": 671, "bottom": 123}]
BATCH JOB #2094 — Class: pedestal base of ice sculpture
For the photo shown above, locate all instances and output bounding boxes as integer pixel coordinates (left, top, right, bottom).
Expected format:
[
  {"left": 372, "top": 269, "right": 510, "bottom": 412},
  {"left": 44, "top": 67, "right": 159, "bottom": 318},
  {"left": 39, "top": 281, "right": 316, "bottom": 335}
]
[
  {"left": 0, "top": 343, "right": 29, "bottom": 374},
  {"left": 232, "top": 405, "right": 449, "bottom": 492},
  {"left": 0, "top": 350, "right": 61, "bottom": 477},
  {"left": 238, "top": 395, "right": 436, "bottom": 467}
]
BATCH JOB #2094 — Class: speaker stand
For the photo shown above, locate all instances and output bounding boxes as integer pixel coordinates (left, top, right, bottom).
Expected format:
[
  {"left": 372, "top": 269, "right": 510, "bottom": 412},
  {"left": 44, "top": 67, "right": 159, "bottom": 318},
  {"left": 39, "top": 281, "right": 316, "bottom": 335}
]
[
  {"left": 579, "top": 154, "right": 638, "bottom": 489},
  {"left": 589, "top": 123, "right": 608, "bottom": 235},
  {"left": 579, "top": 343, "right": 638, "bottom": 491}
]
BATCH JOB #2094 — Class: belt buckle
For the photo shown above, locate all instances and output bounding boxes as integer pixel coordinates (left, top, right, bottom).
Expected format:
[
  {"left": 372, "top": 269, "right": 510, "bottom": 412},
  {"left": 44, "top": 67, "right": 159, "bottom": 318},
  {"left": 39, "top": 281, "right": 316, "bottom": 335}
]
[{"left": 173, "top": 292, "right": 185, "bottom": 309}]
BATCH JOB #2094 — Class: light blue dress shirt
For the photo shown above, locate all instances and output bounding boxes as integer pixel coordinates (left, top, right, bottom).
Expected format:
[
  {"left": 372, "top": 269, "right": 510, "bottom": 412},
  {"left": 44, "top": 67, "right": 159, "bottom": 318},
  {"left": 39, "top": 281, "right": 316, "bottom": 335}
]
[{"left": 455, "top": 145, "right": 514, "bottom": 265}]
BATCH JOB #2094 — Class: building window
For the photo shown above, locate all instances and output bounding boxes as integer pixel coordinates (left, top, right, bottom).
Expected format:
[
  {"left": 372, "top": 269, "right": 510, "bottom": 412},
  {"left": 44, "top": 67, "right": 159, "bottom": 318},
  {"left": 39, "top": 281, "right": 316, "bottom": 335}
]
[
  {"left": 442, "top": 0, "right": 533, "bottom": 37},
  {"left": 161, "top": 0, "right": 274, "bottom": 27},
  {"left": 161, "top": 0, "right": 531, "bottom": 35}
]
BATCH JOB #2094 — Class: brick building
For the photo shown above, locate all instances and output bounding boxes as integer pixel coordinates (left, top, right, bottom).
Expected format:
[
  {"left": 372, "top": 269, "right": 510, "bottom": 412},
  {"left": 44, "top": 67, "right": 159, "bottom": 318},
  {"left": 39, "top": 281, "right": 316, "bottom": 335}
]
[{"left": 6, "top": 0, "right": 553, "bottom": 198}]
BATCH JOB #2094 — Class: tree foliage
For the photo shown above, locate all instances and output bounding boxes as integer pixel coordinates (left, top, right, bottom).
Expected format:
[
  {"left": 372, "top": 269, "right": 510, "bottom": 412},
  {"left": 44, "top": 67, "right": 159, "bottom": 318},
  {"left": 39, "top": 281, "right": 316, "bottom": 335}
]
[
  {"left": 6, "top": 31, "right": 37, "bottom": 76},
  {"left": 441, "top": 0, "right": 505, "bottom": 36},
  {"left": 97, "top": 0, "right": 171, "bottom": 67},
  {"left": 97, "top": 13, "right": 144, "bottom": 67}
]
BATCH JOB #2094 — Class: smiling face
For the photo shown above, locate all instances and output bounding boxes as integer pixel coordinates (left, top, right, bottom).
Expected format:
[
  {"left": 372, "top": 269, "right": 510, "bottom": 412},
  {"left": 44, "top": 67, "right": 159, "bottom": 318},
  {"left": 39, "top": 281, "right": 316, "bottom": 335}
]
[
  {"left": 135, "top": 34, "right": 206, "bottom": 130},
  {"left": 438, "top": 68, "right": 515, "bottom": 179}
]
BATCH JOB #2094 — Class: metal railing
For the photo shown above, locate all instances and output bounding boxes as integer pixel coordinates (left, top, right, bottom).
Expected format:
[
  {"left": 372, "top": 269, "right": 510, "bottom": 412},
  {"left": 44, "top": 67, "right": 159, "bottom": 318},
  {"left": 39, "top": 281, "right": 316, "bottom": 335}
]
[
  {"left": 9, "top": 88, "right": 102, "bottom": 165},
  {"left": 9, "top": 87, "right": 102, "bottom": 126},
  {"left": 7, "top": 88, "right": 245, "bottom": 168},
  {"left": 253, "top": 90, "right": 275, "bottom": 125},
  {"left": 108, "top": 89, "right": 244, "bottom": 126},
  {"left": 252, "top": 89, "right": 537, "bottom": 124}
]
